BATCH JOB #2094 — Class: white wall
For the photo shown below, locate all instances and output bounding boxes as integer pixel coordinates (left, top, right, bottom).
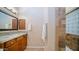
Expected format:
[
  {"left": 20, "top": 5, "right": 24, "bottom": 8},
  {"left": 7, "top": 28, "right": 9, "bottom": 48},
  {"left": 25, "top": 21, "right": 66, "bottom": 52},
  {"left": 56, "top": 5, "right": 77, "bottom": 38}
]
[{"left": 44, "top": 8, "right": 56, "bottom": 51}]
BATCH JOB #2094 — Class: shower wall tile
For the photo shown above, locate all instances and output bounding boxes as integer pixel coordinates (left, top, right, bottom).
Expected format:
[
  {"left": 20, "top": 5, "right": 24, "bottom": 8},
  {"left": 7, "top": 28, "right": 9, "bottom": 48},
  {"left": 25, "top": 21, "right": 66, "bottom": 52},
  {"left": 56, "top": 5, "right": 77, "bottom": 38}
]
[{"left": 66, "top": 9, "right": 79, "bottom": 35}]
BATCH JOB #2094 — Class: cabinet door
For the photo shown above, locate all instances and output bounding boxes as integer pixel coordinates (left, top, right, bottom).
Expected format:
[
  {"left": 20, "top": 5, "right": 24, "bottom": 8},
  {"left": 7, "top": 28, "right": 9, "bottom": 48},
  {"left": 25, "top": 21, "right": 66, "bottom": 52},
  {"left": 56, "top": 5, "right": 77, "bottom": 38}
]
[
  {"left": 22, "top": 35, "right": 27, "bottom": 50},
  {"left": 17, "top": 35, "right": 27, "bottom": 51},
  {"left": 18, "top": 19, "right": 25, "bottom": 30},
  {"left": 4, "top": 39, "right": 17, "bottom": 48},
  {"left": 4, "top": 43, "right": 18, "bottom": 51},
  {"left": 17, "top": 36, "right": 24, "bottom": 51}
]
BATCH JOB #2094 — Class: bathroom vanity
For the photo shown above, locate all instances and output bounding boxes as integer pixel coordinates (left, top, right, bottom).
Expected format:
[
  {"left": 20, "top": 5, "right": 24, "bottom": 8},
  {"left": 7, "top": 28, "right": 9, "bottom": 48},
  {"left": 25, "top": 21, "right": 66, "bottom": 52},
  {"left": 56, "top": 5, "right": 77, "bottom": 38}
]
[
  {"left": 0, "top": 7, "right": 27, "bottom": 51},
  {"left": 0, "top": 31, "right": 27, "bottom": 51}
]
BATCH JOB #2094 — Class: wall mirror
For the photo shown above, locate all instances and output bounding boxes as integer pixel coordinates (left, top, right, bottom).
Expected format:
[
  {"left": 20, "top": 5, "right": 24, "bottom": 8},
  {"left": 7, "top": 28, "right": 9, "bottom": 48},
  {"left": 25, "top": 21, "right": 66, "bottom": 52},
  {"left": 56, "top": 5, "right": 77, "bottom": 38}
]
[{"left": 0, "top": 11, "right": 18, "bottom": 31}]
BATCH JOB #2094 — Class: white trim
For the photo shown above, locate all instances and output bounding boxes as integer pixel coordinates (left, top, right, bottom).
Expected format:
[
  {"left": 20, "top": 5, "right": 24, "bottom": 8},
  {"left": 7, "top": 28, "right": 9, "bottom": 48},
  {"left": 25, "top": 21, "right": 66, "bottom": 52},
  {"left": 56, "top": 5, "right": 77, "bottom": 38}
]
[{"left": 27, "top": 46, "right": 45, "bottom": 48}]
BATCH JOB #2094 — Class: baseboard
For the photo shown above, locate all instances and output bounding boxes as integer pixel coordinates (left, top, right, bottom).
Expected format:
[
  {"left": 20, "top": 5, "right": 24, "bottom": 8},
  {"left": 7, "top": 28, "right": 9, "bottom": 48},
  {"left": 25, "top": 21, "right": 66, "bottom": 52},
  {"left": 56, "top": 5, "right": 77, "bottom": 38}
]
[{"left": 27, "top": 46, "right": 45, "bottom": 48}]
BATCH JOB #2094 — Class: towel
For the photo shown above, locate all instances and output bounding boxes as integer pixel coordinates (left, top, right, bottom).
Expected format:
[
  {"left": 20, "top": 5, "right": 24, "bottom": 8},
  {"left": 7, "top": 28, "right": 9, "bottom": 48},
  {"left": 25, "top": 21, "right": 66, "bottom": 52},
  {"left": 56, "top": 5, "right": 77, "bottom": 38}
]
[{"left": 42, "top": 23, "right": 47, "bottom": 42}]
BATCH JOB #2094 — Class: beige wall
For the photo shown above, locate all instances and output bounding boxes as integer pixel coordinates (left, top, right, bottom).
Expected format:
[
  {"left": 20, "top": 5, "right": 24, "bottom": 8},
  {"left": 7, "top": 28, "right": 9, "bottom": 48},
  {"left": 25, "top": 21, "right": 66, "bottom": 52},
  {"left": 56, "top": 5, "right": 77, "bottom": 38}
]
[{"left": 44, "top": 8, "right": 56, "bottom": 51}]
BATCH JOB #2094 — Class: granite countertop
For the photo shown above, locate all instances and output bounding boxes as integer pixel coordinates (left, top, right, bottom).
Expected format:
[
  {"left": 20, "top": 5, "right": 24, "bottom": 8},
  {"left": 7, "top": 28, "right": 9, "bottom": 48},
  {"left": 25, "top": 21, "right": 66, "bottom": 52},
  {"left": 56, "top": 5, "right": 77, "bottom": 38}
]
[{"left": 0, "top": 31, "right": 27, "bottom": 43}]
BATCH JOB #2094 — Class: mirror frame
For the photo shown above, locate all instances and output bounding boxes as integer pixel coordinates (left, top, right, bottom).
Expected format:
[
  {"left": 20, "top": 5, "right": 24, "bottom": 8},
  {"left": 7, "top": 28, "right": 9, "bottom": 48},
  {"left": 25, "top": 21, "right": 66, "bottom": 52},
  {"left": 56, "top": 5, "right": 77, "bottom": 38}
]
[{"left": 0, "top": 10, "right": 18, "bottom": 31}]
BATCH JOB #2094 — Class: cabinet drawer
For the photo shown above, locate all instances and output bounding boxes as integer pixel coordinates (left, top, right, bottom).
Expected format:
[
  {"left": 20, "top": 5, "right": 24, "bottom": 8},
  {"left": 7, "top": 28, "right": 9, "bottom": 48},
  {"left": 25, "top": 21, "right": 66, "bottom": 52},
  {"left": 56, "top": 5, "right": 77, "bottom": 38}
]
[
  {"left": 4, "top": 38, "right": 17, "bottom": 48},
  {"left": 4, "top": 43, "right": 18, "bottom": 51}
]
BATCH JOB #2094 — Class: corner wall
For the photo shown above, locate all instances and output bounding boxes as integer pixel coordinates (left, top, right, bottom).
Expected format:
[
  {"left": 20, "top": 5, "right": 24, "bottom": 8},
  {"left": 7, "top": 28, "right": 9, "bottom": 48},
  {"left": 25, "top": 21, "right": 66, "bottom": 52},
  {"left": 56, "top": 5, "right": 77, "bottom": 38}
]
[{"left": 44, "top": 8, "right": 56, "bottom": 51}]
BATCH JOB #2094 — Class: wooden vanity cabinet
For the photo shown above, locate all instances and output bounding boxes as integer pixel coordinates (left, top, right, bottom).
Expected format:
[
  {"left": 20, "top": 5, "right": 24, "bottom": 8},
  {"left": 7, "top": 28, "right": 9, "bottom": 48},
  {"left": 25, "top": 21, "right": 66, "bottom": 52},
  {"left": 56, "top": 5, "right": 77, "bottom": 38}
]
[
  {"left": 4, "top": 43, "right": 18, "bottom": 51},
  {"left": 22, "top": 35, "right": 27, "bottom": 50},
  {"left": 4, "top": 38, "right": 18, "bottom": 51},
  {"left": 17, "top": 35, "right": 27, "bottom": 51},
  {"left": 3, "top": 34, "right": 27, "bottom": 51},
  {"left": 4, "top": 38, "right": 17, "bottom": 48},
  {"left": 17, "top": 36, "right": 24, "bottom": 51}
]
